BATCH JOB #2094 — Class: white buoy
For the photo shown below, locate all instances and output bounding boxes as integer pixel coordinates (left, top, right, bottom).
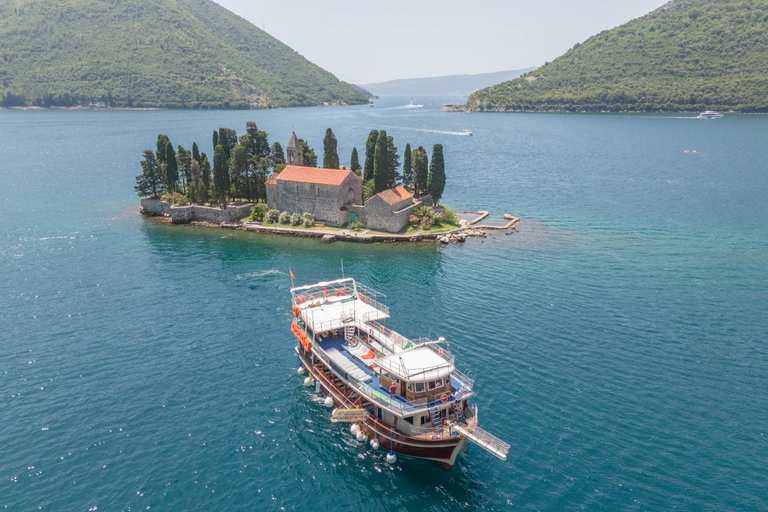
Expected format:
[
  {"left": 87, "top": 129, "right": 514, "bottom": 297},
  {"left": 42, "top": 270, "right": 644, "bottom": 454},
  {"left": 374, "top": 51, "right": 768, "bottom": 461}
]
[
  {"left": 350, "top": 424, "right": 361, "bottom": 436},
  {"left": 386, "top": 451, "right": 397, "bottom": 464},
  {"left": 297, "top": 366, "right": 306, "bottom": 375},
  {"left": 356, "top": 430, "right": 367, "bottom": 442},
  {"left": 302, "top": 377, "right": 313, "bottom": 387},
  {"left": 324, "top": 396, "right": 334, "bottom": 408},
  {"left": 370, "top": 439, "right": 380, "bottom": 450}
]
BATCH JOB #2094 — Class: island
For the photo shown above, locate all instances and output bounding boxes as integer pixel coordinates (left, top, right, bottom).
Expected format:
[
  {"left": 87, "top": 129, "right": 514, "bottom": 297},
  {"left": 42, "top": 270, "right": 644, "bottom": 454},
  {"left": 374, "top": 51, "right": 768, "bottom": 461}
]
[{"left": 136, "top": 123, "right": 518, "bottom": 244}]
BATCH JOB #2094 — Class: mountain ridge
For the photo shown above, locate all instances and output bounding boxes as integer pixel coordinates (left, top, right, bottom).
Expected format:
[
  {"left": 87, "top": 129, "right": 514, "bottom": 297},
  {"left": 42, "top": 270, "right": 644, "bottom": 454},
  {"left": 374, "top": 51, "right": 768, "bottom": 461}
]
[
  {"left": 361, "top": 68, "right": 535, "bottom": 98},
  {"left": 0, "top": 0, "right": 369, "bottom": 108},
  {"left": 466, "top": 0, "right": 768, "bottom": 113}
]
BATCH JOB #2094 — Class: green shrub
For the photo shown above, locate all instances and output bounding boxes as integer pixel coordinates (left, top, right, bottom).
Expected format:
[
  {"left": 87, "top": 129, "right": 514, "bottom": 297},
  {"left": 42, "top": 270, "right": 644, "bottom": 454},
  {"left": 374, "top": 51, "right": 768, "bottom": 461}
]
[
  {"left": 266, "top": 209, "right": 279, "bottom": 223},
  {"left": 290, "top": 212, "right": 302, "bottom": 225},
  {"left": 279, "top": 211, "right": 291, "bottom": 224},
  {"left": 249, "top": 203, "right": 269, "bottom": 222},
  {"left": 350, "top": 222, "right": 361, "bottom": 231},
  {"left": 302, "top": 213, "right": 315, "bottom": 227},
  {"left": 443, "top": 207, "right": 459, "bottom": 225}
]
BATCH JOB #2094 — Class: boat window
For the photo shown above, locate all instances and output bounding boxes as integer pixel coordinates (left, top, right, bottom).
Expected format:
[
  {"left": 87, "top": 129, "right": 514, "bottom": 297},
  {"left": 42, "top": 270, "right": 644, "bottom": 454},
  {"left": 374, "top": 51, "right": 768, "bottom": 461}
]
[
  {"left": 434, "top": 378, "right": 443, "bottom": 388},
  {"left": 428, "top": 380, "right": 437, "bottom": 390},
  {"left": 420, "top": 415, "right": 425, "bottom": 425},
  {"left": 415, "top": 382, "right": 425, "bottom": 392},
  {"left": 404, "top": 416, "right": 413, "bottom": 424},
  {"left": 407, "top": 382, "right": 413, "bottom": 392}
]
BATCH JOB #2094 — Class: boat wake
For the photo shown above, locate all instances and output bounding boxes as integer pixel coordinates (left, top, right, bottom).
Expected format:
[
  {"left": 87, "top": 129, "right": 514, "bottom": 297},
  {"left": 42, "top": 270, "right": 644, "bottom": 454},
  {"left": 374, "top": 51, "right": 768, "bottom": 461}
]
[
  {"left": 236, "top": 268, "right": 284, "bottom": 280},
  {"left": 381, "top": 125, "right": 471, "bottom": 136}
]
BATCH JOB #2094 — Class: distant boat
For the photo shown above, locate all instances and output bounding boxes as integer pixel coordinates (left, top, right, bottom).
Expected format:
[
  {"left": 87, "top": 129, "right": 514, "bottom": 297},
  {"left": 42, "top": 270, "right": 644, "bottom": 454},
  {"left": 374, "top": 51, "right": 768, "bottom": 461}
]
[
  {"left": 461, "top": 129, "right": 473, "bottom": 136},
  {"left": 407, "top": 98, "right": 424, "bottom": 108},
  {"left": 697, "top": 111, "right": 723, "bottom": 119}
]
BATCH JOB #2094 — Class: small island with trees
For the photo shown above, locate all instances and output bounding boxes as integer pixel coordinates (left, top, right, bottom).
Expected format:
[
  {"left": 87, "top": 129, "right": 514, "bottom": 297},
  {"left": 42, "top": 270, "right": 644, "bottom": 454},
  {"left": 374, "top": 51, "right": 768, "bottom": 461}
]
[{"left": 136, "top": 122, "right": 516, "bottom": 243}]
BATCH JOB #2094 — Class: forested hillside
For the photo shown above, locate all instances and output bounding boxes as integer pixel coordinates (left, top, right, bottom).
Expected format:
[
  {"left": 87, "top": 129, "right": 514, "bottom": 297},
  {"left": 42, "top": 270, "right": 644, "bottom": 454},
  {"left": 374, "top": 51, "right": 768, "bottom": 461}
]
[
  {"left": 0, "top": 0, "right": 369, "bottom": 108},
  {"left": 468, "top": 0, "right": 768, "bottom": 112}
]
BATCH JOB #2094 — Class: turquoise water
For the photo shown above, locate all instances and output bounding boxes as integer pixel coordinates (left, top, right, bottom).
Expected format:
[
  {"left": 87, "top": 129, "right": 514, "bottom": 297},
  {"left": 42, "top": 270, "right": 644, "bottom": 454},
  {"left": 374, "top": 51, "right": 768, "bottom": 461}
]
[{"left": 1, "top": 99, "right": 766, "bottom": 511}]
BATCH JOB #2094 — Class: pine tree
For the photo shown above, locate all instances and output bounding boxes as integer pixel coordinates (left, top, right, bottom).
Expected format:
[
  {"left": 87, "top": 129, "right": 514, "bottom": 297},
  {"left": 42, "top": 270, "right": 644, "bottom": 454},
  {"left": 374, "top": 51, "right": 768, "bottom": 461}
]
[
  {"left": 164, "top": 140, "right": 178, "bottom": 193},
  {"left": 427, "top": 144, "right": 446, "bottom": 205},
  {"left": 373, "top": 129, "right": 389, "bottom": 193},
  {"left": 412, "top": 146, "right": 429, "bottom": 197},
  {"left": 363, "top": 130, "right": 378, "bottom": 180},
  {"left": 135, "top": 149, "right": 164, "bottom": 198},
  {"left": 213, "top": 144, "right": 230, "bottom": 207},
  {"left": 402, "top": 144, "right": 412, "bottom": 187},
  {"left": 271, "top": 142, "right": 285, "bottom": 166},
  {"left": 322, "top": 128, "right": 339, "bottom": 169},
  {"left": 350, "top": 147, "right": 361, "bottom": 174}
]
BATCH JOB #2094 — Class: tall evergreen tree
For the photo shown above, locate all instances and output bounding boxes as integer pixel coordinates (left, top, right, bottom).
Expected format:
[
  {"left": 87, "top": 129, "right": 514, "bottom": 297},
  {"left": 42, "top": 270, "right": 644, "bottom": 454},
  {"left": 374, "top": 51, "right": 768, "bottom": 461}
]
[
  {"left": 192, "top": 142, "right": 200, "bottom": 163},
  {"left": 427, "top": 144, "right": 446, "bottom": 204},
  {"left": 177, "top": 145, "right": 191, "bottom": 193},
  {"left": 412, "top": 146, "right": 429, "bottom": 197},
  {"left": 135, "top": 150, "right": 164, "bottom": 198},
  {"left": 299, "top": 139, "right": 318, "bottom": 167},
  {"left": 373, "top": 129, "right": 389, "bottom": 193},
  {"left": 402, "top": 143, "right": 412, "bottom": 187},
  {"left": 213, "top": 144, "right": 230, "bottom": 207},
  {"left": 322, "top": 128, "right": 339, "bottom": 169},
  {"left": 164, "top": 140, "right": 178, "bottom": 193},
  {"left": 218, "top": 128, "right": 238, "bottom": 162},
  {"left": 243, "top": 122, "right": 270, "bottom": 160},
  {"left": 212, "top": 130, "right": 219, "bottom": 152},
  {"left": 350, "top": 147, "right": 361, "bottom": 174},
  {"left": 385, "top": 134, "right": 399, "bottom": 187},
  {"left": 230, "top": 145, "right": 248, "bottom": 200},
  {"left": 156, "top": 134, "right": 169, "bottom": 164},
  {"left": 199, "top": 153, "right": 211, "bottom": 204},
  {"left": 190, "top": 159, "right": 201, "bottom": 203},
  {"left": 363, "top": 130, "right": 378, "bottom": 180},
  {"left": 271, "top": 142, "right": 285, "bottom": 166}
]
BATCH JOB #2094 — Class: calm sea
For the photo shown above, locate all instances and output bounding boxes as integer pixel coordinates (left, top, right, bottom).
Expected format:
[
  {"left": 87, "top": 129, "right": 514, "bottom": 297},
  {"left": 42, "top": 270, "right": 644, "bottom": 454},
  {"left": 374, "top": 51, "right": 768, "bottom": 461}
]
[{"left": 1, "top": 99, "right": 766, "bottom": 511}]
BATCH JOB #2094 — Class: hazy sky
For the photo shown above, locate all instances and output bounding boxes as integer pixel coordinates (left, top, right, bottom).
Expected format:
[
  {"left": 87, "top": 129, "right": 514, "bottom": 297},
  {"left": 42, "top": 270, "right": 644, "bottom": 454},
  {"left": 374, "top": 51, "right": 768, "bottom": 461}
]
[{"left": 213, "top": 0, "right": 668, "bottom": 84}]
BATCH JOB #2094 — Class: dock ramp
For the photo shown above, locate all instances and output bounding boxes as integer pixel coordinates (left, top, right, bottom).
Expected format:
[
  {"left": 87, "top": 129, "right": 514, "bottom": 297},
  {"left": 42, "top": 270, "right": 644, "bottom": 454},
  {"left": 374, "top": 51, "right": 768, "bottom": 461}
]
[{"left": 452, "top": 424, "right": 510, "bottom": 461}]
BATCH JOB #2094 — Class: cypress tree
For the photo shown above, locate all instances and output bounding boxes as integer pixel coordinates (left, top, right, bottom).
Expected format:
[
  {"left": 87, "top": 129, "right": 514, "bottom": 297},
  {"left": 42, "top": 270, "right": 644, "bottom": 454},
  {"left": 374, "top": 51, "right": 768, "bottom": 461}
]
[
  {"left": 402, "top": 144, "right": 412, "bottom": 187},
  {"left": 427, "top": 144, "right": 446, "bottom": 205},
  {"left": 213, "top": 144, "right": 230, "bottom": 207},
  {"left": 156, "top": 134, "right": 169, "bottom": 164},
  {"left": 200, "top": 153, "right": 211, "bottom": 204},
  {"left": 135, "top": 150, "right": 164, "bottom": 199},
  {"left": 177, "top": 145, "right": 191, "bottom": 193},
  {"left": 192, "top": 142, "right": 200, "bottom": 163},
  {"left": 299, "top": 139, "right": 318, "bottom": 167},
  {"left": 164, "top": 140, "right": 178, "bottom": 193},
  {"left": 230, "top": 145, "right": 248, "bottom": 200},
  {"left": 212, "top": 130, "right": 219, "bottom": 151},
  {"left": 322, "top": 128, "right": 339, "bottom": 169},
  {"left": 218, "top": 128, "right": 238, "bottom": 162},
  {"left": 385, "top": 135, "right": 399, "bottom": 187},
  {"left": 363, "top": 130, "right": 378, "bottom": 180},
  {"left": 350, "top": 147, "right": 361, "bottom": 174},
  {"left": 412, "top": 146, "right": 429, "bottom": 197},
  {"left": 373, "top": 129, "right": 389, "bottom": 193}
]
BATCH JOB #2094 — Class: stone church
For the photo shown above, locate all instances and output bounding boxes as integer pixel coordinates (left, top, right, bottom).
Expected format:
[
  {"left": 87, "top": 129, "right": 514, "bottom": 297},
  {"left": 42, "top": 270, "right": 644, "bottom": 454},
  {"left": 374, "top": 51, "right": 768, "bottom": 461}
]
[{"left": 265, "top": 132, "right": 421, "bottom": 232}]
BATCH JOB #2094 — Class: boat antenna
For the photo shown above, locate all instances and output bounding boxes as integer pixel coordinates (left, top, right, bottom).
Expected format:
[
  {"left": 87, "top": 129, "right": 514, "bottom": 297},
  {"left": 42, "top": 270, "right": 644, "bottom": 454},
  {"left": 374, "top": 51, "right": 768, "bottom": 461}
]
[{"left": 341, "top": 259, "right": 345, "bottom": 279}]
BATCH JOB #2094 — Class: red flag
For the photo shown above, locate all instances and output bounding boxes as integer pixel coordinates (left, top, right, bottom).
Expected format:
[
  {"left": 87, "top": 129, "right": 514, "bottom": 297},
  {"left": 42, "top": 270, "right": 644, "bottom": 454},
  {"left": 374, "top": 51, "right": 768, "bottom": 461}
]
[{"left": 289, "top": 268, "right": 295, "bottom": 280}]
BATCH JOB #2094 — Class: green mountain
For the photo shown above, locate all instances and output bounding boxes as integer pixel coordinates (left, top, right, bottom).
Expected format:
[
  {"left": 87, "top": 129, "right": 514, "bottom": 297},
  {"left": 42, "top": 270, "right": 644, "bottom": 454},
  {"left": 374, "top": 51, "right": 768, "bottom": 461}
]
[
  {"left": 467, "top": 0, "right": 768, "bottom": 113},
  {"left": 0, "top": 0, "right": 369, "bottom": 109}
]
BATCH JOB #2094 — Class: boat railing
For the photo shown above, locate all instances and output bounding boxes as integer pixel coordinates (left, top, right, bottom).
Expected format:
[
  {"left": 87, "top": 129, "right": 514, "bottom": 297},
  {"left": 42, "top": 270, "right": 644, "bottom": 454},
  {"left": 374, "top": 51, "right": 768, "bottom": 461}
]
[
  {"left": 364, "top": 319, "right": 412, "bottom": 351},
  {"left": 355, "top": 283, "right": 389, "bottom": 316},
  {"left": 452, "top": 368, "right": 475, "bottom": 391}
]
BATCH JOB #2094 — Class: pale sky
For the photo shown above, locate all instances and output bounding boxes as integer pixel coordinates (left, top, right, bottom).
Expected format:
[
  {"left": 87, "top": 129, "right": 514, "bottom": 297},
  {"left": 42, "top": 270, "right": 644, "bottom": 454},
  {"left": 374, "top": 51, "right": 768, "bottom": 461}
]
[{"left": 213, "top": 0, "right": 668, "bottom": 84}]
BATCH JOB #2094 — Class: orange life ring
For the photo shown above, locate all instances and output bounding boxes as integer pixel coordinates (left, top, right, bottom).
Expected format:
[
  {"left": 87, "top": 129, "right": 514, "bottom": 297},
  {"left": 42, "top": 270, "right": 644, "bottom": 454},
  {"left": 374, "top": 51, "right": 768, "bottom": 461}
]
[
  {"left": 293, "top": 305, "right": 300, "bottom": 317},
  {"left": 440, "top": 393, "right": 449, "bottom": 403},
  {"left": 438, "top": 347, "right": 444, "bottom": 357}
]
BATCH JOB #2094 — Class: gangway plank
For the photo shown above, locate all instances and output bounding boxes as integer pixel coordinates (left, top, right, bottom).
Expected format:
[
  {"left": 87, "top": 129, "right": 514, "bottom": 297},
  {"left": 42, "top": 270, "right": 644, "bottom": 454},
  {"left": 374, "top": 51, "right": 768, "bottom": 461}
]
[{"left": 452, "top": 424, "right": 510, "bottom": 461}]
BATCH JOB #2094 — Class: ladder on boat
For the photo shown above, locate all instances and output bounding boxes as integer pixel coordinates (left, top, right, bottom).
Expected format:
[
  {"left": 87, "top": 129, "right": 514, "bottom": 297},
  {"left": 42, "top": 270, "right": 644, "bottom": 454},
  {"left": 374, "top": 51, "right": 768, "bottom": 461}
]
[
  {"left": 428, "top": 406, "right": 443, "bottom": 432},
  {"left": 452, "top": 402, "right": 466, "bottom": 424},
  {"left": 344, "top": 325, "right": 355, "bottom": 342},
  {"left": 451, "top": 424, "right": 510, "bottom": 461}
]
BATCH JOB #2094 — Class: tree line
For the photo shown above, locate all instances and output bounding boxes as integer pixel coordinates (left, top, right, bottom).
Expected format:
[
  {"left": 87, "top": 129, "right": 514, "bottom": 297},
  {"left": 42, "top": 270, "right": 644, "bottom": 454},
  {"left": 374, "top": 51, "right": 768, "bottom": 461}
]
[{"left": 137, "top": 124, "right": 447, "bottom": 206}]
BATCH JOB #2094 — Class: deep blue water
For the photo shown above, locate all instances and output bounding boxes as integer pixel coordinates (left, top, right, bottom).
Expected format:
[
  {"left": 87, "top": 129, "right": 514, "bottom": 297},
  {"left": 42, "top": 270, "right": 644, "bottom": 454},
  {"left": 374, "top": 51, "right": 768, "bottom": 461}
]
[{"left": 1, "top": 99, "right": 766, "bottom": 511}]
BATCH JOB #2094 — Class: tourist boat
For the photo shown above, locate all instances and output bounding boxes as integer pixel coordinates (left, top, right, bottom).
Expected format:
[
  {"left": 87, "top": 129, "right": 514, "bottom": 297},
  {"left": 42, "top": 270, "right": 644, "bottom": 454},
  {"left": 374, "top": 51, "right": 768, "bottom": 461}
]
[
  {"left": 697, "top": 110, "right": 723, "bottom": 119},
  {"left": 462, "top": 129, "right": 473, "bottom": 136},
  {"left": 291, "top": 278, "right": 510, "bottom": 468},
  {"left": 407, "top": 98, "right": 424, "bottom": 108}
]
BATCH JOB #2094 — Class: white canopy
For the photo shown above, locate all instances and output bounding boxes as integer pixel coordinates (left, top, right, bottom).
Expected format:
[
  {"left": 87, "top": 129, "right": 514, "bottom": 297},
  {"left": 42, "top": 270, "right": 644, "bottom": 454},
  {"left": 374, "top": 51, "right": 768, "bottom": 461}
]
[{"left": 378, "top": 346, "right": 454, "bottom": 383}]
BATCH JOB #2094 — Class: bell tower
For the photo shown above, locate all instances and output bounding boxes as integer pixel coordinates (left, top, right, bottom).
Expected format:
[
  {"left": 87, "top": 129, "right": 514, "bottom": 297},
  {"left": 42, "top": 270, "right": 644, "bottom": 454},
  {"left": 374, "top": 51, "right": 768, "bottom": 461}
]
[{"left": 286, "top": 131, "right": 304, "bottom": 166}]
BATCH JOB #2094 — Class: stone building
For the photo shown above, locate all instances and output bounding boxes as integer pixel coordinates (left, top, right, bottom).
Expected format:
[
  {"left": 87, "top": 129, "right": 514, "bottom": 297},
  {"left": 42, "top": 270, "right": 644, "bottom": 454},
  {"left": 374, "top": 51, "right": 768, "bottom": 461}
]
[
  {"left": 266, "top": 165, "right": 362, "bottom": 226},
  {"left": 349, "top": 185, "right": 421, "bottom": 233}
]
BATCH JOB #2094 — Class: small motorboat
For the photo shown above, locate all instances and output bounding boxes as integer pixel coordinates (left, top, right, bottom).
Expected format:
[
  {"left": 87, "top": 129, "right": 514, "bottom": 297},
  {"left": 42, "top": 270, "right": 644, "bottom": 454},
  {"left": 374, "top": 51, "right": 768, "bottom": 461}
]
[
  {"left": 461, "top": 129, "right": 473, "bottom": 136},
  {"left": 697, "top": 111, "right": 723, "bottom": 119}
]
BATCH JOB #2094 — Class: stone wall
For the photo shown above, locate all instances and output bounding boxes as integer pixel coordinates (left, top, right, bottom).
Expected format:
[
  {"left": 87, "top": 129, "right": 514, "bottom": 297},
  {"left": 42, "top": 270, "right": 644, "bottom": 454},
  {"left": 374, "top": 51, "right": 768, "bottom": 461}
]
[
  {"left": 139, "top": 198, "right": 254, "bottom": 224},
  {"left": 351, "top": 199, "right": 422, "bottom": 233}
]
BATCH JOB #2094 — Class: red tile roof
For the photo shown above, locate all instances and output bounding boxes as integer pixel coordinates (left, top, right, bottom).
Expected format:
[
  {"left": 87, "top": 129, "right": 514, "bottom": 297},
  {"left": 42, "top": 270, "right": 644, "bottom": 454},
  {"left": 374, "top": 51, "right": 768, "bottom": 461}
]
[
  {"left": 272, "top": 165, "right": 354, "bottom": 186},
  {"left": 374, "top": 185, "right": 414, "bottom": 206}
]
